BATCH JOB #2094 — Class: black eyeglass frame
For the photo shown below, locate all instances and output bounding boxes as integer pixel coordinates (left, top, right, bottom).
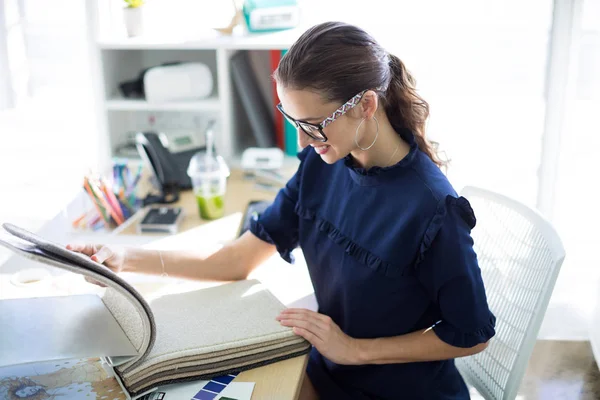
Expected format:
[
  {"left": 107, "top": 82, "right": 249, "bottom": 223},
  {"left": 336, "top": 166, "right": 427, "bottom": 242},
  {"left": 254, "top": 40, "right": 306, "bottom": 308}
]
[{"left": 276, "top": 89, "right": 368, "bottom": 143}]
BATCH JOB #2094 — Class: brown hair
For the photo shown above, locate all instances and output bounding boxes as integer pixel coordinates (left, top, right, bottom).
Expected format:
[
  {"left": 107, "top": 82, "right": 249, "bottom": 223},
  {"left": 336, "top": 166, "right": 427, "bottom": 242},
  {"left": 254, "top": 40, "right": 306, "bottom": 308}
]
[{"left": 275, "top": 22, "right": 445, "bottom": 168}]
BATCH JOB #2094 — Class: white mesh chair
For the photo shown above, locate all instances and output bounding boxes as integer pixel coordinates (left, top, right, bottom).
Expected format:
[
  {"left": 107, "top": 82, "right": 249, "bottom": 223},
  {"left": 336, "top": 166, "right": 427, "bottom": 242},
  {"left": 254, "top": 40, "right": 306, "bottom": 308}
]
[{"left": 456, "top": 186, "right": 566, "bottom": 400}]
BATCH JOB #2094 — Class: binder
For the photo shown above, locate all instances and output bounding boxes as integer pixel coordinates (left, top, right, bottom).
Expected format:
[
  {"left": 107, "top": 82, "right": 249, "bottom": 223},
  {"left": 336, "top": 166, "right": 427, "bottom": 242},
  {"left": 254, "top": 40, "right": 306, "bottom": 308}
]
[
  {"left": 230, "top": 51, "right": 277, "bottom": 148},
  {"left": 281, "top": 50, "right": 299, "bottom": 156}
]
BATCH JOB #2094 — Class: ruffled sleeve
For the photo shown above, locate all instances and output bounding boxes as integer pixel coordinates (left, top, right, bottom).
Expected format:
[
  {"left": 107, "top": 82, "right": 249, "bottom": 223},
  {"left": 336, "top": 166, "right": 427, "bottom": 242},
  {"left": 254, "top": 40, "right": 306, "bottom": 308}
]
[
  {"left": 249, "top": 147, "right": 310, "bottom": 263},
  {"left": 416, "top": 195, "right": 496, "bottom": 348}
]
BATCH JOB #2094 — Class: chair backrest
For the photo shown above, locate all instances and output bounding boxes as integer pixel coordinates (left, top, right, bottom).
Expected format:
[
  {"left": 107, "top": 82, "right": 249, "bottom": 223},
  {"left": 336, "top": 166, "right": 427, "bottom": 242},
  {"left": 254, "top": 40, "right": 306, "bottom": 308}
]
[{"left": 456, "top": 186, "right": 566, "bottom": 400}]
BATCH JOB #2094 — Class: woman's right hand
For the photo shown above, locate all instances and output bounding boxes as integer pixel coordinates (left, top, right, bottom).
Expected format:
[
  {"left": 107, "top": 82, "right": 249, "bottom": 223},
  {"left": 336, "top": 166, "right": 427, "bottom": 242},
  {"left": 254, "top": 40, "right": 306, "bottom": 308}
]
[{"left": 66, "top": 244, "right": 127, "bottom": 275}]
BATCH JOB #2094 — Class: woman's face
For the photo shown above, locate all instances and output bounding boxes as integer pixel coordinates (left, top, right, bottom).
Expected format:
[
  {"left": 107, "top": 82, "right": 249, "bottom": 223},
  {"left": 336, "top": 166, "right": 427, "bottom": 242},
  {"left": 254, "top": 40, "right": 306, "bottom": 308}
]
[{"left": 277, "top": 87, "right": 361, "bottom": 164}]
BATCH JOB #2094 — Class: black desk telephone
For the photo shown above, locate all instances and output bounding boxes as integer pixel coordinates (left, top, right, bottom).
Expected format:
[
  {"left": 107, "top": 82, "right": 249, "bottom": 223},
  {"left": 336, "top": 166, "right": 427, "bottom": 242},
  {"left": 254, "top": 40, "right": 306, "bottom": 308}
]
[{"left": 135, "top": 132, "right": 202, "bottom": 205}]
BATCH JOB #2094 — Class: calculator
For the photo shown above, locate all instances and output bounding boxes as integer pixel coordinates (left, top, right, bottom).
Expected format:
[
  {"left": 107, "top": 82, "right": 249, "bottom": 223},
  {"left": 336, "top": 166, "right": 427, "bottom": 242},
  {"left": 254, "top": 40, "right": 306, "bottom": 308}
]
[{"left": 138, "top": 207, "right": 184, "bottom": 234}]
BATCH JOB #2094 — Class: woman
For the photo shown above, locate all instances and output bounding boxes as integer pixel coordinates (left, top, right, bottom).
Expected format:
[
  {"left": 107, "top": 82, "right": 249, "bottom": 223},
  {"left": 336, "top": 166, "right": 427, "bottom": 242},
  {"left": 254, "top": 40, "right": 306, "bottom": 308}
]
[{"left": 69, "top": 22, "right": 495, "bottom": 399}]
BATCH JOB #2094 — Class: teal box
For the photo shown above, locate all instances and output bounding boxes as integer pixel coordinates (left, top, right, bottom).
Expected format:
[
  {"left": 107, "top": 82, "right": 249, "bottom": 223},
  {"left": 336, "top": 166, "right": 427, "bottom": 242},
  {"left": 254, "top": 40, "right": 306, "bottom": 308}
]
[
  {"left": 242, "top": 0, "right": 300, "bottom": 33},
  {"left": 281, "top": 49, "right": 299, "bottom": 155}
]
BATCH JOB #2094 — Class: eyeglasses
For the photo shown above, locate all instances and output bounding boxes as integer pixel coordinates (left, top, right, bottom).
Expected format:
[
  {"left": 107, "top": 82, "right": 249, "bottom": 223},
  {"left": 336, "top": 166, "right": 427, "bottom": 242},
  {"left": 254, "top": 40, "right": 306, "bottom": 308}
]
[{"left": 276, "top": 90, "right": 368, "bottom": 142}]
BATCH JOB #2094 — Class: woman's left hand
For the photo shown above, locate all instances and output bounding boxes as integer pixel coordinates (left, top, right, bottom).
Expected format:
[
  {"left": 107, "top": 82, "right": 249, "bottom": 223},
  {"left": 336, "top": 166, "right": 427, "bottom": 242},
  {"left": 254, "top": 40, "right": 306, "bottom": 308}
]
[{"left": 277, "top": 308, "right": 361, "bottom": 365}]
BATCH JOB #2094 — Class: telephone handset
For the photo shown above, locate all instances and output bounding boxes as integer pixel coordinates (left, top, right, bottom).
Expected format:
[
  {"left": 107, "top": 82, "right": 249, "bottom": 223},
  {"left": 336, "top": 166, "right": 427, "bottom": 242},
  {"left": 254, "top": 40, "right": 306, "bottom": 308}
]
[
  {"left": 135, "top": 132, "right": 182, "bottom": 205},
  {"left": 135, "top": 121, "right": 223, "bottom": 206}
]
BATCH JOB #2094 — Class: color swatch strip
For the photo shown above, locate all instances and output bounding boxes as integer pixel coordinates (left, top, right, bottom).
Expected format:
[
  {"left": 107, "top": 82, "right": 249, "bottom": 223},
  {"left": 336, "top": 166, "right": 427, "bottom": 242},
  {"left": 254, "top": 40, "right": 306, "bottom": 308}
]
[{"left": 191, "top": 372, "right": 239, "bottom": 400}]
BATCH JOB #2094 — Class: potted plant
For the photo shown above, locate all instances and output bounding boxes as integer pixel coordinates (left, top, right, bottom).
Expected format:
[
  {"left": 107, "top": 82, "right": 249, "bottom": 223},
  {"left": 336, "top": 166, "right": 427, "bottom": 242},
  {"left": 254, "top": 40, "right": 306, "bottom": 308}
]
[{"left": 123, "top": 0, "right": 144, "bottom": 37}]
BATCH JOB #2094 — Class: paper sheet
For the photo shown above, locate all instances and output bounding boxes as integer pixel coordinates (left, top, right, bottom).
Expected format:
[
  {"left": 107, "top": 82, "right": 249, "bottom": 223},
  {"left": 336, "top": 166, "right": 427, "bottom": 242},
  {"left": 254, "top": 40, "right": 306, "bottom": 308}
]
[{"left": 216, "top": 382, "right": 255, "bottom": 400}]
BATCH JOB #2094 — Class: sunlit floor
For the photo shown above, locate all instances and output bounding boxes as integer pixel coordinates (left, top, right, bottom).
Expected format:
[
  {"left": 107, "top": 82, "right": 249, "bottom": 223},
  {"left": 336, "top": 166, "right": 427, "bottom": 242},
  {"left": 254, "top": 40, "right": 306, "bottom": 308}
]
[{"left": 469, "top": 341, "right": 600, "bottom": 400}]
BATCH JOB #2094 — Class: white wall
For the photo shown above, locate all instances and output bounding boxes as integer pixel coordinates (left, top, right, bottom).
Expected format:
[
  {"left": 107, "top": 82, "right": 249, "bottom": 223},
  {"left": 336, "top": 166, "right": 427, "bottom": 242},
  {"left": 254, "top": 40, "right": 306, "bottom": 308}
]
[{"left": 0, "top": 0, "right": 98, "bottom": 225}]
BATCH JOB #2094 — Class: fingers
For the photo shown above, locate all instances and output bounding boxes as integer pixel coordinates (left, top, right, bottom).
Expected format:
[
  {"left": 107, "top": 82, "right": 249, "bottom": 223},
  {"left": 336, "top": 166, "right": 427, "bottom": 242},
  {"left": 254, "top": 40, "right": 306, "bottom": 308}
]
[
  {"left": 66, "top": 243, "right": 114, "bottom": 265},
  {"left": 66, "top": 243, "right": 98, "bottom": 257},
  {"left": 279, "top": 308, "right": 327, "bottom": 319},
  {"left": 279, "top": 317, "right": 326, "bottom": 343},
  {"left": 91, "top": 246, "right": 113, "bottom": 264},
  {"left": 278, "top": 309, "right": 331, "bottom": 327},
  {"left": 291, "top": 326, "right": 320, "bottom": 346},
  {"left": 279, "top": 314, "right": 328, "bottom": 332},
  {"left": 277, "top": 309, "right": 332, "bottom": 343}
]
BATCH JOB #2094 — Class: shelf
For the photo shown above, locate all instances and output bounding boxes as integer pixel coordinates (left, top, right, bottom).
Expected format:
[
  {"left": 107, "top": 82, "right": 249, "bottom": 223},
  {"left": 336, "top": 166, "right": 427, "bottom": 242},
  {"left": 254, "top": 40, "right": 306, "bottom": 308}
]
[
  {"left": 105, "top": 96, "right": 220, "bottom": 112},
  {"left": 97, "top": 28, "right": 304, "bottom": 50}
]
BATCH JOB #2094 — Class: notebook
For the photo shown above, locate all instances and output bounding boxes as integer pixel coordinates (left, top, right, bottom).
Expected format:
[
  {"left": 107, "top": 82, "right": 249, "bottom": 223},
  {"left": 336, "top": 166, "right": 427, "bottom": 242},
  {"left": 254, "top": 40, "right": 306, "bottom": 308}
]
[{"left": 0, "top": 223, "right": 311, "bottom": 399}]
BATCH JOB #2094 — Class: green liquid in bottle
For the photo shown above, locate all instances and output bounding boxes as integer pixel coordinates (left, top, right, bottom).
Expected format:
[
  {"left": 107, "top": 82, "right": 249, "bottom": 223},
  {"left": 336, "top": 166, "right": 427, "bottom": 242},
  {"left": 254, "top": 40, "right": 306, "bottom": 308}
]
[{"left": 196, "top": 193, "right": 225, "bottom": 220}]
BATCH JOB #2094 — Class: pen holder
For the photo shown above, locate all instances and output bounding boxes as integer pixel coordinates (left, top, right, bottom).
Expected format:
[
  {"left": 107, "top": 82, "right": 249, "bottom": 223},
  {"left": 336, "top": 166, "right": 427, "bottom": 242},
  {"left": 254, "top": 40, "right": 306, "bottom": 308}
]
[{"left": 72, "top": 164, "right": 145, "bottom": 232}]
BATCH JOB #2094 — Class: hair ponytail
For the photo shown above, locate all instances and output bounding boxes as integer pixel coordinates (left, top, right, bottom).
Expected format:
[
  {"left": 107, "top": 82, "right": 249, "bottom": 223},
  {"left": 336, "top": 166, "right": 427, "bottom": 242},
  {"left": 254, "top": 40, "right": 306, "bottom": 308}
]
[
  {"left": 275, "top": 22, "right": 446, "bottom": 168},
  {"left": 384, "top": 54, "right": 445, "bottom": 168}
]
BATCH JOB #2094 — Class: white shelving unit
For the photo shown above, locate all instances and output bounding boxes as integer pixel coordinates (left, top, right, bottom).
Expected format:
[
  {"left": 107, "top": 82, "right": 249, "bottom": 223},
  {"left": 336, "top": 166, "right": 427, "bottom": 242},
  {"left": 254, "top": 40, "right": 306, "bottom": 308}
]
[
  {"left": 105, "top": 96, "right": 221, "bottom": 112},
  {"left": 96, "top": 28, "right": 303, "bottom": 51},
  {"left": 86, "top": 0, "right": 305, "bottom": 173}
]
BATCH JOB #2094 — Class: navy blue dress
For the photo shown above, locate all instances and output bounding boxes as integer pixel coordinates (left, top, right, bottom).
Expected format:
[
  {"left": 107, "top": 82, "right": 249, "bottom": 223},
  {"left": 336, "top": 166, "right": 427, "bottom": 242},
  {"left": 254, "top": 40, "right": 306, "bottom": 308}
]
[{"left": 250, "top": 130, "right": 496, "bottom": 399}]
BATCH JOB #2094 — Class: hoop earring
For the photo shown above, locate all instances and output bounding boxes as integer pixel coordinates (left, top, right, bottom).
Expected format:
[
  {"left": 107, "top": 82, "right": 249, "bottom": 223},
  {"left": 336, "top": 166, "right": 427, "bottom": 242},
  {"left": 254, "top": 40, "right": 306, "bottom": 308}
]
[{"left": 354, "top": 116, "right": 379, "bottom": 151}]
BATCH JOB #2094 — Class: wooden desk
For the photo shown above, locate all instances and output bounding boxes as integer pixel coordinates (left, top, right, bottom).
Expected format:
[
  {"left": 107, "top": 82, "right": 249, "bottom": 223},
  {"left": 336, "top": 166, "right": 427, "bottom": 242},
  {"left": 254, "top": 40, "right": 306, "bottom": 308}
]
[
  {"left": 118, "top": 169, "right": 283, "bottom": 236},
  {"left": 120, "top": 168, "right": 310, "bottom": 400}
]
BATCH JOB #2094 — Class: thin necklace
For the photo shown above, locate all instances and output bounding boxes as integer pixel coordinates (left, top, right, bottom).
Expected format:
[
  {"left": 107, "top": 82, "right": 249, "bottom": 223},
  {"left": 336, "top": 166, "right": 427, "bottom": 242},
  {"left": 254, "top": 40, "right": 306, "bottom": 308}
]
[{"left": 386, "top": 142, "right": 401, "bottom": 166}]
